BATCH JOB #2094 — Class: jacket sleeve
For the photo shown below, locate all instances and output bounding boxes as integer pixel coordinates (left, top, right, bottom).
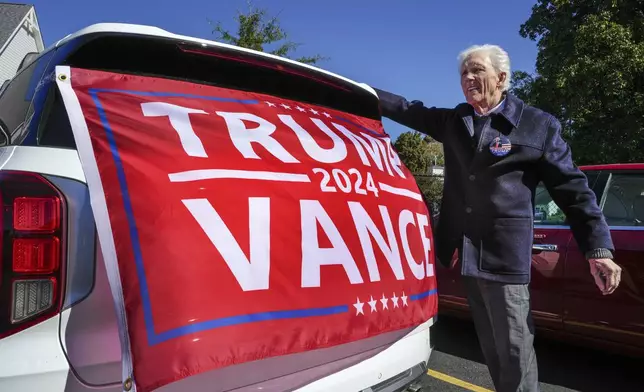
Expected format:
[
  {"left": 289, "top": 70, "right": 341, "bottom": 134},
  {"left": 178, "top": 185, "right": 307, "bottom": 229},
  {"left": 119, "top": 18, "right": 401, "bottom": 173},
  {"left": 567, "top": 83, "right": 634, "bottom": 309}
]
[
  {"left": 537, "top": 116, "right": 614, "bottom": 255},
  {"left": 372, "top": 87, "right": 452, "bottom": 143}
]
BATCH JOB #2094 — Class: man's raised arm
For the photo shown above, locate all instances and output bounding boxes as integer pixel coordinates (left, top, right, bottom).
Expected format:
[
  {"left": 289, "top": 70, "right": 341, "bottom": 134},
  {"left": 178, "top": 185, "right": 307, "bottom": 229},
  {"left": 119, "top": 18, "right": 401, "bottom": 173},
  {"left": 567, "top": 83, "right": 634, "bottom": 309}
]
[{"left": 373, "top": 87, "right": 452, "bottom": 143}]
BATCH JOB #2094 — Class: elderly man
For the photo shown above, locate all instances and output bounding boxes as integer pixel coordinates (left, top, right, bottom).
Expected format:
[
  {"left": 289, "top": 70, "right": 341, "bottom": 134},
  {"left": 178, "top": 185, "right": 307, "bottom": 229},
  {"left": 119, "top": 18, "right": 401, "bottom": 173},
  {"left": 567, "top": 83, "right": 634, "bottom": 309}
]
[{"left": 373, "top": 44, "right": 622, "bottom": 392}]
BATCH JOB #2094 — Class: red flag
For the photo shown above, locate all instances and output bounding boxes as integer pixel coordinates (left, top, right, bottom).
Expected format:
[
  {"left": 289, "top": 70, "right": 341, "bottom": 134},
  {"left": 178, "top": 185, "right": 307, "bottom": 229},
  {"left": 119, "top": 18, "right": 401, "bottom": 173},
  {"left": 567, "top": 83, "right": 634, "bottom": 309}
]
[{"left": 56, "top": 67, "right": 437, "bottom": 392}]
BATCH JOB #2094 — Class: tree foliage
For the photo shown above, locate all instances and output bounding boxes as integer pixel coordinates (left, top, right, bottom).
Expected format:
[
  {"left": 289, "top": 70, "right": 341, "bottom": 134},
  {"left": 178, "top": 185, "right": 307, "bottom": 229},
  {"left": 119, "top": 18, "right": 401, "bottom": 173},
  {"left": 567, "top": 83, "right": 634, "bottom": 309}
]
[
  {"left": 426, "top": 139, "right": 445, "bottom": 166},
  {"left": 414, "top": 175, "right": 444, "bottom": 215},
  {"left": 393, "top": 132, "right": 445, "bottom": 171},
  {"left": 393, "top": 131, "right": 445, "bottom": 211},
  {"left": 210, "top": 1, "right": 325, "bottom": 65},
  {"left": 510, "top": 0, "right": 644, "bottom": 164},
  {"left": 393, "top": 131, "right": 430, "bottom": 173}
]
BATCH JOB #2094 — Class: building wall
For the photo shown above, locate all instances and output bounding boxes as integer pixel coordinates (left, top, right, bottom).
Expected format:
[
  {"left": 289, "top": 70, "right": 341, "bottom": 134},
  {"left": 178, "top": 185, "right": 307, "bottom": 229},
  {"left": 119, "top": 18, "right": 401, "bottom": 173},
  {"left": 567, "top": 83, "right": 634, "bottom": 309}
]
[{"left": 0, "top": 24, "right": 40, "bottom": 84}]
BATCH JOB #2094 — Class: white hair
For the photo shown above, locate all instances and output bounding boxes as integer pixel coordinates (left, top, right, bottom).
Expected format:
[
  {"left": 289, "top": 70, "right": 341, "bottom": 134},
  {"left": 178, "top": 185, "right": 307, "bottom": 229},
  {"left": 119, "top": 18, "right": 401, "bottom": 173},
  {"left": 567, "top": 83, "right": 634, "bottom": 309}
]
[{"left": 457, "top": 44, "right": 511, "bottom": 91}]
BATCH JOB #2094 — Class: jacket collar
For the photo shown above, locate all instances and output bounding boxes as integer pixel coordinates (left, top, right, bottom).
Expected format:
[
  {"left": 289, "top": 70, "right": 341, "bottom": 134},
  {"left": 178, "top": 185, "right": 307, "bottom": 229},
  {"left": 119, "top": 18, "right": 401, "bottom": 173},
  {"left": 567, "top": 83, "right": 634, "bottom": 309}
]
[
  {"left": 474, "top": 97, "right": 506, "bottom": 117},
  {"left": 497, "top": 93, "right": 524, "bottom": 128},
  {"left": 458, "top": 93, "right": 525, "bottom": 129}
]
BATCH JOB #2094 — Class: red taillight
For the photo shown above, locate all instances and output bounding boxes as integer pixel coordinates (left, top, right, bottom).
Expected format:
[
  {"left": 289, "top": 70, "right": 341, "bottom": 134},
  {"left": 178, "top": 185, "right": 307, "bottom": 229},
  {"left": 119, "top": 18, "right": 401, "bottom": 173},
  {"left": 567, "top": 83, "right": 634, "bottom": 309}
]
[
  {"left": 12, "top": 238, "right": 60, "bottom": 274},
  {"left": 0, "top": 171, "right": 65, "bottom": 338},
  {"left": 13, "top": 197, "right": 60, "bottom": 232}
]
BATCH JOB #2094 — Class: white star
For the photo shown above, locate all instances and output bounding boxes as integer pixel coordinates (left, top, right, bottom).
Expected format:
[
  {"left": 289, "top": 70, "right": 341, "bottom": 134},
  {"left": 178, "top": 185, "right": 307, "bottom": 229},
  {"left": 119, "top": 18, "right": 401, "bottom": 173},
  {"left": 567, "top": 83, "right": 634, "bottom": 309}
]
[
  {"left": 323, "top": 112, "right": 331, "bottom": 118},
  {"left": 368, "top": 296, "right": 378, "bottom": 313},
  {"left": 309, "top": 108, "right": 319, "bottom": 115},
  {"left": 380, "top": 294, "right": 389, "bottom": 310},
  {"left": 391, "top": 293, "right": 399, "bottom": 308},
  {"left": 265, "top": 101, "right": 276, "bottom": 107},
  {"left": 353, "top": 297, "right": 364, "bottom": 315},
  {"left": 280, "top": 103, "right": 291, "bottom": 110},
  {"left": 296, "top": 106, "right": 306, "bottom": 112},
  {"left": 401, "top": 292, "right": 408, "bottom": 307}
]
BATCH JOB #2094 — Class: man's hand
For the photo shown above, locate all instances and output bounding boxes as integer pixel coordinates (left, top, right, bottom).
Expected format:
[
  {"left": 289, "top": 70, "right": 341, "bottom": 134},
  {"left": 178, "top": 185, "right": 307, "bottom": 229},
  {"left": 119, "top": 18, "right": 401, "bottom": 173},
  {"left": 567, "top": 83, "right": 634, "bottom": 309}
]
[{"left": 589, "top": 258, "right": 622, "bottom": 295}]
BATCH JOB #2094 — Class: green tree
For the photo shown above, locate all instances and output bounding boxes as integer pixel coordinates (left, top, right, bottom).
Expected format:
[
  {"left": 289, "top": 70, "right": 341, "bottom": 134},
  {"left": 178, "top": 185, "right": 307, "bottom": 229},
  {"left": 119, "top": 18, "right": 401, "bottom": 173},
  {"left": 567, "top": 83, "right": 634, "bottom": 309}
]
[
  {"left": 419, "top": 137, "right": 445, "bottom": 213},
  {"left": 210, "top": 0, "right": 326, "bottom": 64},
  {"left": 510, "top": 0, "right": 644, "bottom": 164},
  {"left": 394, "top": 131, "right": 445, "bottom": 211},
  {"left": 425, "top": 136, "right": 445, "bottom": 166},
  {"left": 393, "top": 131, "right": 431, "bottom": 173},
  {"left": 415, "top": 174, "right": 444, "bottom": 214}
]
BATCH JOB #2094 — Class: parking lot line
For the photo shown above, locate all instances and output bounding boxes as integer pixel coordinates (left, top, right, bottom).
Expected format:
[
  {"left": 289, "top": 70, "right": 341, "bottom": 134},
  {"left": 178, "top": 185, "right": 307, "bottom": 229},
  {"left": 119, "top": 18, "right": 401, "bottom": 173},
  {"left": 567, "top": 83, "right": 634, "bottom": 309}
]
[{"left": 427, "top": 369, "right": 493, "bottom": 392}]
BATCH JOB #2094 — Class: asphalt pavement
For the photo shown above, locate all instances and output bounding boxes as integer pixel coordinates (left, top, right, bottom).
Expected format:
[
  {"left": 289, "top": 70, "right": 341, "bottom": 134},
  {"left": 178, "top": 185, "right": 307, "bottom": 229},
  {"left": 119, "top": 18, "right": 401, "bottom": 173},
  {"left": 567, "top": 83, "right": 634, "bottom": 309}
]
[{"left": 419, "top": 315, "right": 643, "bottom": 391}]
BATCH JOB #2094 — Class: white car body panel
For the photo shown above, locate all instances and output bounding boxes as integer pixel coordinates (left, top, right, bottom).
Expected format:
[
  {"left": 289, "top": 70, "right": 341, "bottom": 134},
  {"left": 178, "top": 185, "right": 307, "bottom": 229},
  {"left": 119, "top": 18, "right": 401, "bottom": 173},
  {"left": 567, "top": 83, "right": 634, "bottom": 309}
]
[
  {"left": 0, "top": 146, "right": 85, "bottom": 182},
  {"left": 0, "top": 316, "right": 70, "bottom": 390},
  {"left": 0, "top": 23, "right": 435, "bottom": 391},
  {"left": 294, "top": 320, "right": 432, "bottom": 392}
]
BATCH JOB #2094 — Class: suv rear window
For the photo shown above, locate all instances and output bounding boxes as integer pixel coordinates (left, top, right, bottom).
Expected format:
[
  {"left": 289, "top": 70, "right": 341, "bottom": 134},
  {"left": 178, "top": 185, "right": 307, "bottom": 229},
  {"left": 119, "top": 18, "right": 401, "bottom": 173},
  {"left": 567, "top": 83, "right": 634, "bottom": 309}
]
[{"left": 39, "top": 35, "right": 380, "bottom": 148}]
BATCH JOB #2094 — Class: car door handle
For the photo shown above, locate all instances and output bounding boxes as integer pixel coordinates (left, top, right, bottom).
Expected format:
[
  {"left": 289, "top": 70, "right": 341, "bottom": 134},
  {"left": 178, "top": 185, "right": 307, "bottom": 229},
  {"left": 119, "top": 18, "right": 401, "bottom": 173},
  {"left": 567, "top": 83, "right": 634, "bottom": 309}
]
[{"left": 532, "top": 244, "right": 558, "bottom": 252}]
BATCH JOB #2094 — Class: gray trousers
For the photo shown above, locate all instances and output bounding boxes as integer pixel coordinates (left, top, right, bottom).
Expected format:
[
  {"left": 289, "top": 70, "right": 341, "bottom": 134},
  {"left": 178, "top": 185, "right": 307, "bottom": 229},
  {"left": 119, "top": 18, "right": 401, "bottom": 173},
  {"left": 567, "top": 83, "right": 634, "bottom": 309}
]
[{"left": 463, "top": 277, "right": 540, "bottom": 392}]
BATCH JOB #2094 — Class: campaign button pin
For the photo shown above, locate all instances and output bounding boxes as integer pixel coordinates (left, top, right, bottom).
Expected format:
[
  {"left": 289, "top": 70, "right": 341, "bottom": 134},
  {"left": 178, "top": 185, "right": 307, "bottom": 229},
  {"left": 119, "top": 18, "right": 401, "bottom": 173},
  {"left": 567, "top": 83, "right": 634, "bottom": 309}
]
[{"left": 489, "top": 135, "right": 512, "bottom": 157}]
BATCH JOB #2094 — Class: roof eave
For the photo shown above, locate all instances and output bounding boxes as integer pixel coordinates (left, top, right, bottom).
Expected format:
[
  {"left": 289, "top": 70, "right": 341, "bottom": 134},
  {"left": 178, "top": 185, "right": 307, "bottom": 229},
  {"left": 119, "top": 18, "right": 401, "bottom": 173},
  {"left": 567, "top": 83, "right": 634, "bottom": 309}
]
[{"left": 0, "top": 4, "right": 35, "bottom": 56}]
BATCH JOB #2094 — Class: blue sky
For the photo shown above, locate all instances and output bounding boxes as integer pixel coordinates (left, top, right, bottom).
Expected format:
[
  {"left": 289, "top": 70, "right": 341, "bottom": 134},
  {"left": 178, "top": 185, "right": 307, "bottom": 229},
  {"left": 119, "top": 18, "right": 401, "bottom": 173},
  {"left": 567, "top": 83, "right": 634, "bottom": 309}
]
[{"left": 31, "top": 0, "right": 539, "bottom": 140}]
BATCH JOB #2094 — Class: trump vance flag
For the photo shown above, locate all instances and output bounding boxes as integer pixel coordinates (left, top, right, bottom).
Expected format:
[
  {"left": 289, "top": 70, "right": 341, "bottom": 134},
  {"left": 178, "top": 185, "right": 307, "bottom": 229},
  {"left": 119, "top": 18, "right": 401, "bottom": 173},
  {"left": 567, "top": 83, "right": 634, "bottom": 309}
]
[{"left": 55, "top": 66, "right": 438, "bottom": 392}]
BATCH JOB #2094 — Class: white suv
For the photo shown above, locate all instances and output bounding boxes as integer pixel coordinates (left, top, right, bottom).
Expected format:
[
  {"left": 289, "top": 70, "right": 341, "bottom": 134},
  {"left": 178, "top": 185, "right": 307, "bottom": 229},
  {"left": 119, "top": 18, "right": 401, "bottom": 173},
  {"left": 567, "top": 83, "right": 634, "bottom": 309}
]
[{"left": 0, "top": 23, "right": 436, "bottom": 392}]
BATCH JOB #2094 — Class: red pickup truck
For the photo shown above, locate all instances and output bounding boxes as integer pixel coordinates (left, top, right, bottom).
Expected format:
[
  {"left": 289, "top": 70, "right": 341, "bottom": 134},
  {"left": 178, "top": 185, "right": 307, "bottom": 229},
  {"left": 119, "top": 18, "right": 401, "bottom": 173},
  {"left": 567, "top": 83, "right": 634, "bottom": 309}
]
[{"left": 436, "top": 163, "right": 644, "bottom": 357}]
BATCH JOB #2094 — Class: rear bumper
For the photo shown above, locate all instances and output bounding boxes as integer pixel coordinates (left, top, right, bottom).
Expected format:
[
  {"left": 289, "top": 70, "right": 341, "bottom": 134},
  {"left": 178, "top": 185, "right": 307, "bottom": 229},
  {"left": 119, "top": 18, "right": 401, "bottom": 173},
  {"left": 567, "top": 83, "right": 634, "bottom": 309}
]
[
  {"left": 0, "top": 316, "right": 436, "bottom": 392},
  {"left": 296, "top": 317, "right": 435, "bottom": 392},
  {"left": 359, "top": 362, "right": 427, "bottom": 392}
]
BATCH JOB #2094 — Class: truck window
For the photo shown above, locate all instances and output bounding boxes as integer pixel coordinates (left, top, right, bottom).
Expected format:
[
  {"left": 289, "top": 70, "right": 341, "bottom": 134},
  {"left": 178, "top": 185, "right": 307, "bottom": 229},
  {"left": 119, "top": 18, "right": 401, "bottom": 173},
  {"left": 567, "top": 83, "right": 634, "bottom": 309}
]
[
  {"left": 0, "top": 56, "right": 40, "bottom": 143},
  {"left": 601, "top": 172, "right": 644, "bottom": 227},
  {"left": 534, "top": 171, "right": 600, "bottom": 225},
  {"left": 0, "top": 50, "right": 56, "bottom": 145}
]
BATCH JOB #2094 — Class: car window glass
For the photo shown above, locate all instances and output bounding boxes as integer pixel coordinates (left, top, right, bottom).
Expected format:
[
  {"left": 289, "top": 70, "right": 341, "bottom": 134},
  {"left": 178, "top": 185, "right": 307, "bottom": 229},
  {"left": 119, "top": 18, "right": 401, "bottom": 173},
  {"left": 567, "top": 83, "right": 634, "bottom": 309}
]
[
  {"left": 40, "top": 35, "right": 379, "bottom": 148},
  {"left": 0, "top": 57, "right": 40, "bottom": 141},
  {"left": 601, "top": 172, "right": 644, "bottom": 227},
  {"left": 534, "top": 184, "right": 566, "bottom": 225},
  {"left": 63, "top": 35, "right": 379, "bottom": 119},
  {"left": 0, "top": 50, "right": 56, "bottom": 145},
  {"left": 38, "top": 88, "right": 75, "bottom": 148},
  {"left": 534, "top": 171, "right": 599, "bottom": 225}
]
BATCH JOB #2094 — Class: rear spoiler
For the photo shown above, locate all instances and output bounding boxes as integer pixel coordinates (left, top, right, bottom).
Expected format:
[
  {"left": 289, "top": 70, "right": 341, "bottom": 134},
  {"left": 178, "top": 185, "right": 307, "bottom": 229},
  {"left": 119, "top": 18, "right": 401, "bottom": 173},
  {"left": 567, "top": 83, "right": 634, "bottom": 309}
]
[
  {"left": 46, "top": 27, "right": 381, "bottom": 122},
  {"left": 52, "top": 23, "right": 379, "bottom": 98}
]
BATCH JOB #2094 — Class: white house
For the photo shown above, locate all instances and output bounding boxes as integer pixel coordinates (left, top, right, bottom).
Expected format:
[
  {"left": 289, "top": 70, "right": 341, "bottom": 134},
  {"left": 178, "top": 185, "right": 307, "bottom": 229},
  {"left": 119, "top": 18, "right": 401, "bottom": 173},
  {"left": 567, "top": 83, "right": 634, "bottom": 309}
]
[{"left": 0, "top": 3, "right": 44, "bottom": 84}]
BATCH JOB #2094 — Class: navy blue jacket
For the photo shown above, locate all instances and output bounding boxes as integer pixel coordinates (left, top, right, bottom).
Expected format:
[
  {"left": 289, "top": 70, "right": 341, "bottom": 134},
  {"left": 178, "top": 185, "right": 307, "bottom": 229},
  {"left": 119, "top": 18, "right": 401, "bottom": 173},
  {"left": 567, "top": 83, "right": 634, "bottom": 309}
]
[{"left": 375, "top": 88, "right": 614, "bottom": 284}]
